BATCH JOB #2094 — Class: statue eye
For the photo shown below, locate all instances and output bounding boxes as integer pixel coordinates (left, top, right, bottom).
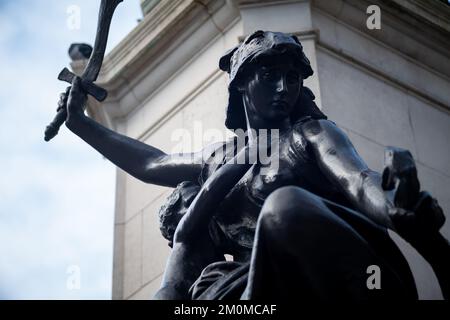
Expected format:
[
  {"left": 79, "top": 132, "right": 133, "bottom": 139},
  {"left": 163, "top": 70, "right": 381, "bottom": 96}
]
[
  {"left": 261, "top": 70, "right": 277, "bottom": 82},
  {"left": 287, "top": 71, "right": 300, "bottom": 85}
]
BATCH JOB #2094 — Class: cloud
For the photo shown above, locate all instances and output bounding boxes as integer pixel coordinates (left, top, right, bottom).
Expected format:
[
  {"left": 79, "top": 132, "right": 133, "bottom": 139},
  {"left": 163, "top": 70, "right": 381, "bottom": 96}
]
[{"left": 0, "top": 0, "right": 142, "bottom": 299}]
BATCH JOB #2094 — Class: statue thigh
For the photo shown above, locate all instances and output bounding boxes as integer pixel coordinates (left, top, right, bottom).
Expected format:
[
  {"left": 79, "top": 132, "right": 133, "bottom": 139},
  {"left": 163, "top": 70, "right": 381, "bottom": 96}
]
[{"left": 242, "top": 186, "right": 411, "bottom": 299}]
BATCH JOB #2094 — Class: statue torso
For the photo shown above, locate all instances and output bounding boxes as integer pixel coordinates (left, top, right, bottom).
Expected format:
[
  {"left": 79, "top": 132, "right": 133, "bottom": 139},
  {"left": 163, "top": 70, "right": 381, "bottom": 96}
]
[{"left": 200, "top": 118, "right": 346, "bottom": 261}]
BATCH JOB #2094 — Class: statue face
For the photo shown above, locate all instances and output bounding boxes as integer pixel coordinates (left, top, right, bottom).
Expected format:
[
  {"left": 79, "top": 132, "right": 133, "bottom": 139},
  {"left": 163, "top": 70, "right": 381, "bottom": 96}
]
[{"left": 239, "top": 56, "right": 303, "bottom": 125}]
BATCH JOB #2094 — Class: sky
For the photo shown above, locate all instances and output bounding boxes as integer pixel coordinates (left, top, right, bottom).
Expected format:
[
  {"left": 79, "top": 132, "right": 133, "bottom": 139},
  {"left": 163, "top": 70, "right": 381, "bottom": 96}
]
[{"left": 0, "top": 0, "right": 142, "bottom": 299}]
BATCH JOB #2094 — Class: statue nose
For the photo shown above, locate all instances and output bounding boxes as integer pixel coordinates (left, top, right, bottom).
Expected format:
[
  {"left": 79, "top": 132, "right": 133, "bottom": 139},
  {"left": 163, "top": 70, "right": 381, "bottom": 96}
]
[{"left": 276, "top": 77, "right": 287, "bottom": 93}]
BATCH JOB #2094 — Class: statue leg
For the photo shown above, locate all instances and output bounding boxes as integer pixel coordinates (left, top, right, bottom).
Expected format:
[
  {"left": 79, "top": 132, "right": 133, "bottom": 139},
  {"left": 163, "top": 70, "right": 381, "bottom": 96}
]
[{"left": 242, "top": 186, "right": 414, "bottom": 300}]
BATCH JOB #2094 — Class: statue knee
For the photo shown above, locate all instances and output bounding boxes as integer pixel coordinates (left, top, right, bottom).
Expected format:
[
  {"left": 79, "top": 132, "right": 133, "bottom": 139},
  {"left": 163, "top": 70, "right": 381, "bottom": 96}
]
[
  {"left": 259, "top": 186, "right": 329, "bottom": 235},
  {"left": 257, "top": 186, "right": 352, "bottom": 253}
]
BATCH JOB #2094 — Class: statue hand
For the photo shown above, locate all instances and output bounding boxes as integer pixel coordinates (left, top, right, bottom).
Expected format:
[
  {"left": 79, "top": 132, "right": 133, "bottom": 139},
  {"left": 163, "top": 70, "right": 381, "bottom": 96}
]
[
  {"left": 390, "top": 191, "right": 446, "bottom": 245},
  {"left": 381, "top": 146, "right": 445, "bottom": 242},
  {"left": 56, "top": 86, "right": 71, "bottom": 112},
  {"left": 65, "top": 76, "right": 88, "bottom": 127}
]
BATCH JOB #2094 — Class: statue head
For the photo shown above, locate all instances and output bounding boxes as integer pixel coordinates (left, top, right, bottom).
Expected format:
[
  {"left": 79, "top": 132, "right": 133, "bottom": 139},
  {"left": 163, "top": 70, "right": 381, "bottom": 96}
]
[{"left": 219, "top": 30, "right": 326, "bottom": 131}]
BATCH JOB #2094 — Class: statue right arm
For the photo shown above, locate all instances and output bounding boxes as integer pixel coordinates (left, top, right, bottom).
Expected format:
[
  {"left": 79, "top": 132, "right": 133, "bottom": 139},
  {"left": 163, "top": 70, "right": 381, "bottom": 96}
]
[{"left": 64, "top": 77, "right": 206, "bottom": 188}]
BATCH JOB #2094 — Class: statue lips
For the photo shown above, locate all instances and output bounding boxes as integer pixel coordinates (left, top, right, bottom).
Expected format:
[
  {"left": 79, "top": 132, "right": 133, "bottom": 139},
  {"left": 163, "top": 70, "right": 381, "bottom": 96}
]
[{"left": 271, "top": 100, "right": 289, "bottom": 112}]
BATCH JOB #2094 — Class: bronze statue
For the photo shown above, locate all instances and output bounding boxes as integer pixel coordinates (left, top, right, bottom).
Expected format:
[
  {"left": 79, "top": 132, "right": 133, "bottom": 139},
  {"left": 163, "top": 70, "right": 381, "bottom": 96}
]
[{"left": 57, "top": 30, "right": 449, "bottom": 299}]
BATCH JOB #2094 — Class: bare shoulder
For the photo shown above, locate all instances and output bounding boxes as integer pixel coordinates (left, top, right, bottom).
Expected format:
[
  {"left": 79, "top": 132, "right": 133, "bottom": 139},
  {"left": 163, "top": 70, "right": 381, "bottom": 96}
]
[
  {"left": 200, "top": 140, "right": 228, "bottom": 158},
  {"left": 297, "top": 119, "right": 349, "bottom": 146},
  {"left": 293, "top": 119, "right": 360, "bottom": 161},
  {"left": 195, "top": 137, "right": 237, "bottom": 184},
  {"left": 299, "top": 118, "right": 338, "bottom": 138},
  {"left": 194, "top": 139, "right": 231, "bottom": 166}
]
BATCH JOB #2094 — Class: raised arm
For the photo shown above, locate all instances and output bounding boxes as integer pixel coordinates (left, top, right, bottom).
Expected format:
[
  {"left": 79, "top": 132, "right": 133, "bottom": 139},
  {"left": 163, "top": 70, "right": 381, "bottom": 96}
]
[
  {"left": 64, "top": 77, "right": 207, "bottom": 188},
  {"left": 301, "top": 119, "right": 396, "bottom": 230}
]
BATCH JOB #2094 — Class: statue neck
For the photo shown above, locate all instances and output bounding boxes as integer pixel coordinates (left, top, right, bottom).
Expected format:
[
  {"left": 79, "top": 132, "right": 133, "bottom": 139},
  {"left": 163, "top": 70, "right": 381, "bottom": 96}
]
[{"left": 243, "top": 104, "right": 291, "bottom": 146}]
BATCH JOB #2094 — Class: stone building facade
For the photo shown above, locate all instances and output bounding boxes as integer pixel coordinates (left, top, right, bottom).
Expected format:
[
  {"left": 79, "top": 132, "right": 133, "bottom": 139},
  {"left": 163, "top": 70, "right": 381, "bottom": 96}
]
[{"left": 78, "top": 0, "right": 450, "bottom": 299}]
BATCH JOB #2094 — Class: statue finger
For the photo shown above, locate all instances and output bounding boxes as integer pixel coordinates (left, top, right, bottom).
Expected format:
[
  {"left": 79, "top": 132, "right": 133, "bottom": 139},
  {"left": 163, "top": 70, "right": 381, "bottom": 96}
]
[
  {"left": 59, "top": 92, "right": 66, "bottom": 102},
  {"left": 57, "top": 92, "right": 68, "bottom": 111},
  {"left": 71, "top": 76, "right": 83, "bottom": 93},
  {"left": 63, "top": 86, "right": 71, "bottom": 102}
]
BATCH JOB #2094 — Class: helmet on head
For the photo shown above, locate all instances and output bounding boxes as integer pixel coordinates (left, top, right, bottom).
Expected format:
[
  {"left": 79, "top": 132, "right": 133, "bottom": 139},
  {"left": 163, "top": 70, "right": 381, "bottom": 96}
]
[{"left": 219, "top": 30, "right": 325, "bottom": 130}]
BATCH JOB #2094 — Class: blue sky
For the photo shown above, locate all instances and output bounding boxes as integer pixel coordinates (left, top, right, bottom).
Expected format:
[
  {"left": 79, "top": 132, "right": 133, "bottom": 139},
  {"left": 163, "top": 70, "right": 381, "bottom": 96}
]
[{"left": 0, "top": 0, "right": 142, "bottom": 299}]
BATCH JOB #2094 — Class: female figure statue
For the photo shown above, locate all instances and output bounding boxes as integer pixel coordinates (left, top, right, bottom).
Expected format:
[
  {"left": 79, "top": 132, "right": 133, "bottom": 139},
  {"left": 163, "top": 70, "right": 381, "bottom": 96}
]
[{"left": 61, "top": 31, "right": 448, "bottom": 300}]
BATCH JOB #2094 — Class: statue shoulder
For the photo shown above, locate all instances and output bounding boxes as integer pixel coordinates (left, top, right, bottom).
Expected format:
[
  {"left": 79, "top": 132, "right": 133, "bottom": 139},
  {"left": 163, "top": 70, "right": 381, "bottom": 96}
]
[
  {"left": 198, "top": 137, "right": 239, "bottom": 186},
  {"left": 295, "top": 118, "right": 339, "bottom": 142},
  {"left": 290, "top": 118, "right": 343, "bottom": 158}
]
